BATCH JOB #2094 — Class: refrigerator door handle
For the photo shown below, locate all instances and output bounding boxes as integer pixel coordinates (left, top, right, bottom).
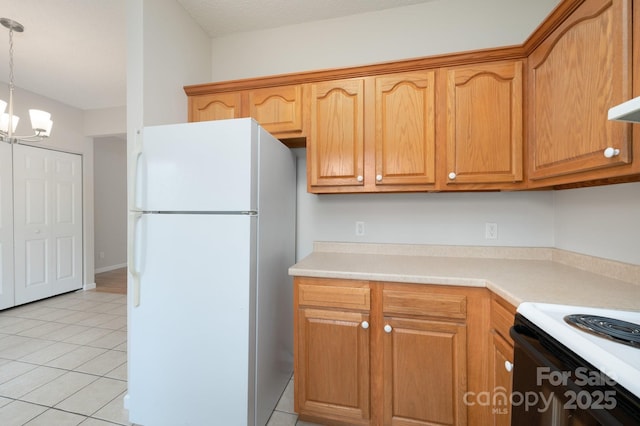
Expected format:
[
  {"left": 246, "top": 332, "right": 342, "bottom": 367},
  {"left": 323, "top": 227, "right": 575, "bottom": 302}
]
[
  {"left": 128, "top": 212, "right": 143, "bottom": 307},
  {"left": 130, "top": 144, "right": 143, "bottom": 211}
]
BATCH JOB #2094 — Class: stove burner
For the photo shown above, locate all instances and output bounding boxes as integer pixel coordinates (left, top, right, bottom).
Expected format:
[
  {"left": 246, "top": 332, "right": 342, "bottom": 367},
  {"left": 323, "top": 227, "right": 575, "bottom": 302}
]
[{"left": 564, "top": 314, "right": 640, "bottom": 348}]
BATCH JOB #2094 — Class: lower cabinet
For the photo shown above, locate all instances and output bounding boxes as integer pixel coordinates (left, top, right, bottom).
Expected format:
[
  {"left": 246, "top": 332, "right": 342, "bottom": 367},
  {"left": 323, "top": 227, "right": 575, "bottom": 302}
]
[
  {"left": 293, "top": 277, "right": 492, "bottom": 426},
  {"left": 489, "top": 294, "right": 516, "bottom": 425},
  {"left": 382, "top": 316, "right": 466, "bottom": 425},
  {"left": 296, "top": 307, "right": 371, "bottom": 424},
  {"left": 294, "top": 278, "right": 371, "bottom": 425}
]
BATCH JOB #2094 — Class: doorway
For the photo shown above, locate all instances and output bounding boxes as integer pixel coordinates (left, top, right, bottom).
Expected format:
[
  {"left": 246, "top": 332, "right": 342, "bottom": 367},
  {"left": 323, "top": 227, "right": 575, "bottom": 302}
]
[{"left": 93, "top": 135, "right": 127, "bottom": 293}]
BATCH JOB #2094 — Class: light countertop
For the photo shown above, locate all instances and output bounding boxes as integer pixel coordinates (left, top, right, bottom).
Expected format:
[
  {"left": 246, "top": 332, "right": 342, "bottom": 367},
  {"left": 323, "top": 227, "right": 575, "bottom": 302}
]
[{"left": 288, "top": 242, "right": 640, "bottom": 311}]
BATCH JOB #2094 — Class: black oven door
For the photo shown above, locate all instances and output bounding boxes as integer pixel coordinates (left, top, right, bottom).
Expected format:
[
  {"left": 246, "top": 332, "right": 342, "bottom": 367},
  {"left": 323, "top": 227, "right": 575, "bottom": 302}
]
[{"left": 510, "top": 314, "right": 640, "bottom": 426}]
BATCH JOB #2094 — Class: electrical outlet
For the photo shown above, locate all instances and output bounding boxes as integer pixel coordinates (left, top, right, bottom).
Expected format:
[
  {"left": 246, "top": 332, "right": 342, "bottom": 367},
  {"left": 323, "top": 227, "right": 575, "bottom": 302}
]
[
  {"left": 355, "top": 221, "right": 365, "bottom": 236},
  {"left": 485, "top": 223, "right": 498, "bottom": 240}
]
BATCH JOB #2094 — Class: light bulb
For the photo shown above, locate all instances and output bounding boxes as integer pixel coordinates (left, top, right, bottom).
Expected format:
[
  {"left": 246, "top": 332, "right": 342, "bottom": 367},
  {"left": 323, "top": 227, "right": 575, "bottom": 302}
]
[
  {"left": 29, "top": 109, "right": 52, "bottom": 134},
  {"left": 0, "top": 113, "right": 19, "bottom": 133}
]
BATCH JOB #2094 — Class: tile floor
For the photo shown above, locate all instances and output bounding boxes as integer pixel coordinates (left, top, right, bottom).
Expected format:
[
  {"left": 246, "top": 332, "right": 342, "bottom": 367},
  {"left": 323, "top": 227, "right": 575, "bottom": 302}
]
[{"left": 0, "top": 289, "right": 319, "bottom": 426}]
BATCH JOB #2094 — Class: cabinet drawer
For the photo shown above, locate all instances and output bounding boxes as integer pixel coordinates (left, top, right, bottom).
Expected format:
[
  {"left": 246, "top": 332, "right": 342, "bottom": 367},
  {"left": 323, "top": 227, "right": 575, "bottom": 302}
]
[
  {"left": 298, "top": 280, "right": 370, "bottom": 311},
  {"left": 491, "top": 296, "right": 516, "bottom": 341},
  {"left": 383, "top": 289, "right": 466, "bottom": 319}
]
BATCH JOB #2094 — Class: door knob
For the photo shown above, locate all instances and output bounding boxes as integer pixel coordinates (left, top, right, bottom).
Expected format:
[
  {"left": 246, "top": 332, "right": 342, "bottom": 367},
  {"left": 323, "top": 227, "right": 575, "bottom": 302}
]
[{"left": 603, "top": 147, "right": 620, "bottom": 158}]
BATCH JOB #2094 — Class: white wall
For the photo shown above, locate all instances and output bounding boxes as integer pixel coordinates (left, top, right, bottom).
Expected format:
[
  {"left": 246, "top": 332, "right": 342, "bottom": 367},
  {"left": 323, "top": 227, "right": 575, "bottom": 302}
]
[
  {"left": 293, "top": 150, "right": 554, "bottom": 259},
  {"left": 94, "top": 136, "right": 127, "bottom": 272},
  {"left": 554, "top": 182, "right": 640, "bottom": 265},
  {"left": 84, "top": 106, "right": 126, "bottom": 137},
  {"left": 140, "top": 0, "right": 212, "bottom": 126},
  {"left": 210, "top": 0, "right": 560, "bottom": 81}
]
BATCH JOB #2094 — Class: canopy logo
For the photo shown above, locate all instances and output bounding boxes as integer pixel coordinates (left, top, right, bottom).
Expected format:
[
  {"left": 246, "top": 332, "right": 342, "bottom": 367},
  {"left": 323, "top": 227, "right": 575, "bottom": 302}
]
[{"left": 463, "top": 367, "right": 618, "bottom": 413}]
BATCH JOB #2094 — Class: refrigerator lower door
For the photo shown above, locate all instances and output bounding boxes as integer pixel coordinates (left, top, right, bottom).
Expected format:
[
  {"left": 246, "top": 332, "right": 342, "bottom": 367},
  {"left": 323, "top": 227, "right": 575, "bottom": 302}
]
[{"left": 128, "top": 213, "right": 257, "bottom": 426}]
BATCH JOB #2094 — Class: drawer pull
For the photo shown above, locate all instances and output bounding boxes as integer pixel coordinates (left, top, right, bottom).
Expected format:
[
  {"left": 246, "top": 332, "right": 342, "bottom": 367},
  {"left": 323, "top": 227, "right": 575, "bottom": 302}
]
[
  {"left": 603, "top": 147, "right": 620, "bottom": 158},
  {"left": 505, "top": 360, "right": 513, "bottom": 372}
]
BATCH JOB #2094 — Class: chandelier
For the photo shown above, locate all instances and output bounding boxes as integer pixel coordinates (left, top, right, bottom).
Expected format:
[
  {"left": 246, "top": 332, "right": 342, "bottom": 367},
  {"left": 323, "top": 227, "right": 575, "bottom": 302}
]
[{"left": 0, "top": 18, "right": 53, "bottom": 143}]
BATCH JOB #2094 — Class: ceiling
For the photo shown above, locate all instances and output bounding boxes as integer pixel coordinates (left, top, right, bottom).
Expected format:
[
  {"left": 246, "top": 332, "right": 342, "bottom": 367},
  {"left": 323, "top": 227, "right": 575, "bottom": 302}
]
[
  {"left": 0, "top": 0, "right": 435, "bottom": 112},
  {"left": 177, "top": 0, "right": 437, "bottom": 38}
]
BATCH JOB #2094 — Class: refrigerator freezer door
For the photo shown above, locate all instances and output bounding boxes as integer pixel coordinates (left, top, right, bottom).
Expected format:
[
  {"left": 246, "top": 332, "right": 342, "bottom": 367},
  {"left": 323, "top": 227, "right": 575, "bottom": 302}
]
[
  {"left": 128, "top": 213, "right": 257, "bottom": 426},
  {"left": 135, "top": 119, "right": 258, "bottom": 212}
]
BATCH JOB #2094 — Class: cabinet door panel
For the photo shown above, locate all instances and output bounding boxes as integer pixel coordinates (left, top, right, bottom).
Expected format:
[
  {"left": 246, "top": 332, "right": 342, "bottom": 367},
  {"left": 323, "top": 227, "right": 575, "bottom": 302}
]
[
  {"left": 248, "top": 85, "right": 304, "bottom": 135},
  {"left": 375, "top": 72, "right": 436, "bottom": 186},
  {"left": 189, "top": 92, "right": 242, "bottom": 122},
  {"left": 297, "top": 307, "right": 370, "bottom": 422},
  {"left": 491, "top": 332, "right": 514, "bottom": 425},
  {"left": 309, "top": 79, "right": 365, "bottom": 188},
  {"left": 528, "top": 0, "right": 632, "bottom": 180},
  {"left": 446, "top": 61, "right": 523, "bottom": 184},
  {"left": 383, "top": 317, "right": 467, "bottom": 426}
]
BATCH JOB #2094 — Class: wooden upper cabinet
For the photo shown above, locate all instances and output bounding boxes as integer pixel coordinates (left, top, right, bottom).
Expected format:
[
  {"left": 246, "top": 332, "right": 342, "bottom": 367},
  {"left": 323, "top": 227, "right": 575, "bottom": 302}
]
[
  {"left": 188, "top": 92, "right": 242, "bottom": 122},
  {"left": 374, "top": 71, "right": 436, "bottom": 187},
  {"left": 185, "top": 0, "right": 640, "bottom": 191},
  {"left": 308, "top": 79, "right": 365, "bottom": 190},
  {"left": 528, "top": 0, "right": 633, "bottom": 182},
  {"left": 444, "top": 61, "right": 523, "bottom": 186},
  {"left": 248, "top": 85, "right": 305, "bottom": 137}
]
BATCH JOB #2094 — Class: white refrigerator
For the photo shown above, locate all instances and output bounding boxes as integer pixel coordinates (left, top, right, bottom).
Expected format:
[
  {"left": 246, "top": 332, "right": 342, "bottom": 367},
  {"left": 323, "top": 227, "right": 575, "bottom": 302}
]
[{"left": 127, "top": 118, "right": 296, "bottom": 426}]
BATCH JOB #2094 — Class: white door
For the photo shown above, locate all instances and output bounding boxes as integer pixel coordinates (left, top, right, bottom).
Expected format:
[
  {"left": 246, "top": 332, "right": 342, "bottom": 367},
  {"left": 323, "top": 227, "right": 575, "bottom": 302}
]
[
  {"left": 13, "top": 145, "right": 83, "bottom": 305},
  {"left": 0, "top": 142, "right": 14, "bottom": 310}
]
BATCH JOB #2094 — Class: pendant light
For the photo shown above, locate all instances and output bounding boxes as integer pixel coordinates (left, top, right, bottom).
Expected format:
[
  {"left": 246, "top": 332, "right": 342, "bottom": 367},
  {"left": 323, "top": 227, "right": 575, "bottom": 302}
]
[{"left": 0, "top": 18, "right": 54, "bottom": 143}]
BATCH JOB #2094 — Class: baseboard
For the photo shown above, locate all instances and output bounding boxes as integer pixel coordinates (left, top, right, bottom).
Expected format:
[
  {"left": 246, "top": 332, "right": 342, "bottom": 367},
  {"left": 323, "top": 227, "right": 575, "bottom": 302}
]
[
  {"left": 83, "top": 282, "right": 97, "bottom": 291},
  {"left": 95, "top": 263, "right": 127, "bottom": 274}
]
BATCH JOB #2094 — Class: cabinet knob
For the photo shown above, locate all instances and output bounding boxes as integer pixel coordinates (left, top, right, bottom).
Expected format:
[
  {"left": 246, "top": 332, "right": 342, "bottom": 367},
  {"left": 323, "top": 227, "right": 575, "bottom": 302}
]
[
  {"left": 376, "top": 174, "right": 382, "bottom": 182},
  {"left": 357, "top": 175, "right": 364, "bottom": 182},
  {"left": 384, "top": 324, "right": 393, "bottom": 333},
  {"left": 603, "top": 147, "right": 620, "bottom": 158},
  {"left": 361, "top": 321, "right": 369, "bottom": 329},
  {"left": 504, "top": 360, "right": 513, "bottom": 372},
  {"left": 448, "top": 172, "right": 456, "bottom": 180}
]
